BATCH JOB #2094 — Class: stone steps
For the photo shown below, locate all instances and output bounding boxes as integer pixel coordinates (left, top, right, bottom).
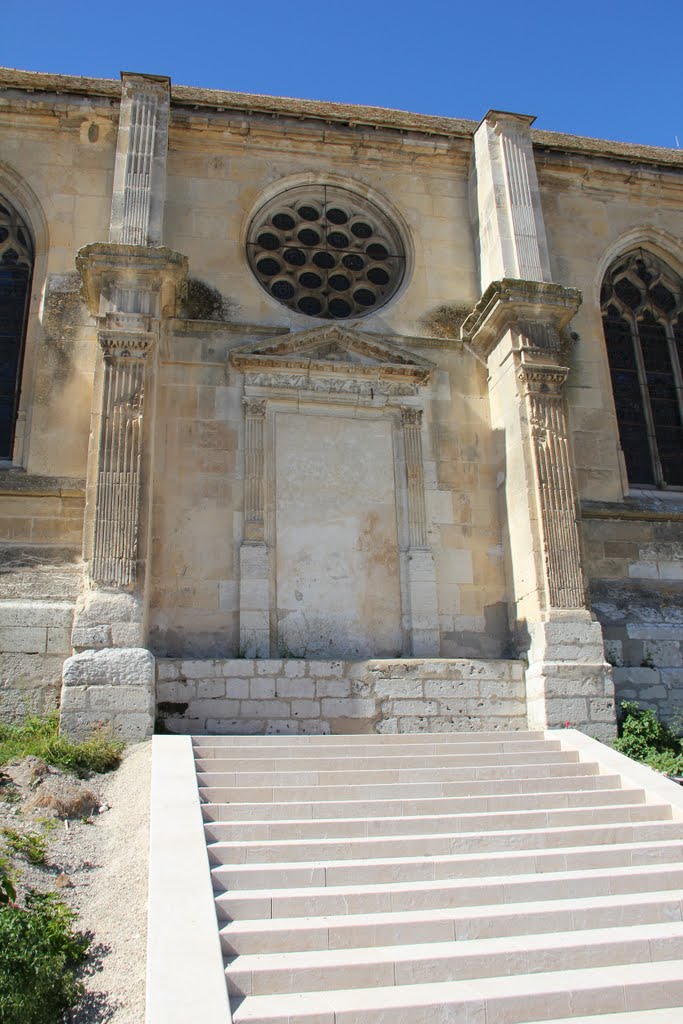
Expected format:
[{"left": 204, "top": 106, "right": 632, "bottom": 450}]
[{"left": 194, "top": 730, "right": 683, "bottom": 1023}]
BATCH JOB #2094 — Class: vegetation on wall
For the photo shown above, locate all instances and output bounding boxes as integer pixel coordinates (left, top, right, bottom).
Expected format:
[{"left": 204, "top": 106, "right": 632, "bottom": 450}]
[
  {"left": 420, "top": 303, "right": 471, "bottom": 341},
  {"left": 182, "top": 277, "right": 235, "bottom": 322}
]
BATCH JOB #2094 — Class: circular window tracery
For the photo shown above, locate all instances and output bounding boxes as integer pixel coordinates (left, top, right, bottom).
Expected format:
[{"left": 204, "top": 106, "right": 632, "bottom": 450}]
[{"left": 247, "top": 185, "right": 406, "bottom": 319}]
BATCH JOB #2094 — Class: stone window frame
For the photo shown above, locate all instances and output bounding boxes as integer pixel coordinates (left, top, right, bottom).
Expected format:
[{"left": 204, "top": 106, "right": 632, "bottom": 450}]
[
  {"left": 600, "top": 248, "right": 683, "bottom": 490},
  {"left": 0, "top": 193, "right": 34, "bottom": 461}
]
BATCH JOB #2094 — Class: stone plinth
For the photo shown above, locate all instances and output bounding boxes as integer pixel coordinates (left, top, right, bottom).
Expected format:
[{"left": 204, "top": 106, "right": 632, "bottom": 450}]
[{"left": 60, "top": 646, "right": 155, "bottom": 741}]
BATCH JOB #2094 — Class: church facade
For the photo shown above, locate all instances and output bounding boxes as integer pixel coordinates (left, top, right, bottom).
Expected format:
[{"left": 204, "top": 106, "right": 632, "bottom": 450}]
[{"left": 1, "top": 67, "right": 682, "bottom": 740}]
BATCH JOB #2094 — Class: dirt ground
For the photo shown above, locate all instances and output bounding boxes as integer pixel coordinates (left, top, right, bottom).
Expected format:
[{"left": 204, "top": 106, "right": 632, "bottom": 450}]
[{"left": 0, "top": 741, "right": 152, "bottom": 1023}]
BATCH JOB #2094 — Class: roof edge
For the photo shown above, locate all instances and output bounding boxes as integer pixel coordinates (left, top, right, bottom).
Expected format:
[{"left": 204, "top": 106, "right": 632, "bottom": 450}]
[{"left": 0, "top": 66, "right": 681, "bottom": 168}]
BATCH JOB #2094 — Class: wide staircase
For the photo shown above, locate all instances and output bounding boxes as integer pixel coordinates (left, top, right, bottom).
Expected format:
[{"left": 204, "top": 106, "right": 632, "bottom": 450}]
[{"left": 194, "top": 730, "right": 683, "bottom": 1023}]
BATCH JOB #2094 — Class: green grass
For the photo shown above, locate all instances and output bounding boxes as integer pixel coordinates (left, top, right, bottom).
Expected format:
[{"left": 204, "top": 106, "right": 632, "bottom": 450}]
[{"left": 0, "top": 714, "right": 123, "bottom": 777}]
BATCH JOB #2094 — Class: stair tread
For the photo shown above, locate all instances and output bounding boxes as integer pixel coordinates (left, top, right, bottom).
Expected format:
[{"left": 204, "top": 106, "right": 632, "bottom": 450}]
[
  {"left": 226, "top": 920, "right": 683, "bottom": 971},
  {"left": 231, "top": 958, "right": 683, "bottom": 1022}
]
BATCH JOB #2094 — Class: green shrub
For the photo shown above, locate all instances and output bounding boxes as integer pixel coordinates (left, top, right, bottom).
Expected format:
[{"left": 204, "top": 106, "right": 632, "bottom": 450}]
[
  {"left": 613, "top": 700, "right": 683, "bottom": 775},
  {"left": 0, "top": 888, "right": 88, "bottom": 1024},
  {"left": 0, "top": 714, "right": 123, "bottom": 777}
]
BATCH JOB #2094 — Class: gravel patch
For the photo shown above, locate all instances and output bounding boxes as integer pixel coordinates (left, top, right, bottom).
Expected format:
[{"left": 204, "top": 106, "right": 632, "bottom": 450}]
[{"left": 1, "top": 741, "right": 152, "bottom": 1023}]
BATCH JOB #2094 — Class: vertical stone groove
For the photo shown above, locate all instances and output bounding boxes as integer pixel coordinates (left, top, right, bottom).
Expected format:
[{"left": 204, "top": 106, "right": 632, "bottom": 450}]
[
  {"left": 93, "top": 352, "right": 145, "bottom": 585},
  {"left": 244, "top": 399, "right": 266, "bottom": 534},
  {"left": 401, "top": 407, "right": 428, "bottom": 548},
  {"left": 121, "top": 90, "right": 158, "bottom": 246},
  {"left": 523, "top": 369, "right": 584, "bottom": 608},
  {"left": 502, "top": 130, "right": 543, "bottom": 282}
]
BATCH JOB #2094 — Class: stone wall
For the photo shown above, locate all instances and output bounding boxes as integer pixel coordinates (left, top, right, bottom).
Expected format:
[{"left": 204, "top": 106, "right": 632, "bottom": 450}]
[
  {"left": 155, "top": 658, "right": 527, "bottom": 735},
  {"left": 583, "top": 500, "right": 683, "bottom": 725}
]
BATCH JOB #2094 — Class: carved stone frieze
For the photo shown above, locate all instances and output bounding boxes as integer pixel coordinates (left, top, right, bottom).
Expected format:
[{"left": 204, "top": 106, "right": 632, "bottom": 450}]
[{"left": 243, "top": 371, "right": 419, "bottom": 397}]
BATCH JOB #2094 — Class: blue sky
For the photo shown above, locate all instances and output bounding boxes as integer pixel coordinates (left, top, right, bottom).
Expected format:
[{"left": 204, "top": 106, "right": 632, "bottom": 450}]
[{"left": 3, "top": 0, "right": 682, "bottom": 148}]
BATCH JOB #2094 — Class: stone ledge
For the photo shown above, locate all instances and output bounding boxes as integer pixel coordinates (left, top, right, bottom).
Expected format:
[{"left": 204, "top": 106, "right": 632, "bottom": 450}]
[{"left": 0, "top": 471, "right": 86, "bottom": 497}]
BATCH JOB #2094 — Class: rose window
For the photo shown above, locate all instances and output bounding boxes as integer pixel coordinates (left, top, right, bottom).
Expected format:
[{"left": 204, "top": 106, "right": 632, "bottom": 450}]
[{"left": 247, "top": 185, "right": 406, "bottom": 319}]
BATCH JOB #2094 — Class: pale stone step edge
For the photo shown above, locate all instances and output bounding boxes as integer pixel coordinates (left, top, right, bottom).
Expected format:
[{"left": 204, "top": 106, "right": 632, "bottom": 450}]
[
  {"left": 225, "top": 921, "right": 683, "bottom": 996},
  {"left": 554, "top": 729, "right": 683, "bottom": 821},
  {"left": 146, "top": 735, "right": 232, "bottom": 1024},
  {"left": 230, "top": 958, "right": 683, "bottom": 1023},
  {"left": 220, "top": 889, "right": 683, "bottom": 953}
]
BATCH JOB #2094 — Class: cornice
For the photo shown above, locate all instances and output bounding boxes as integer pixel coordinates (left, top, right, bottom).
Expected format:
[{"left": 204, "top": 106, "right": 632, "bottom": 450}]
[{"left": 1, "top": 67, "right": 682, "bottom": 169}]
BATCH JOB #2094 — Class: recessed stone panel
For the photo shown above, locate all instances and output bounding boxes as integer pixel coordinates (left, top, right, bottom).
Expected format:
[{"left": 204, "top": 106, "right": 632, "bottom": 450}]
[{"left": 275, "top": 412, "right": 401, "bottom": 658}]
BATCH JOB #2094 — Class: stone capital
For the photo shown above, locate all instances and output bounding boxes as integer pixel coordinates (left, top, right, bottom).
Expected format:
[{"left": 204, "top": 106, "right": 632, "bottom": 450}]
[
  {"left": 517, "top": 361, "right": 570, "bottom": 397},
  {"left": 461, "top": 278, "right": 582, "bottom": 361},
  {"left": 76, "top": 243, "right": 188, "bottom": 317}
]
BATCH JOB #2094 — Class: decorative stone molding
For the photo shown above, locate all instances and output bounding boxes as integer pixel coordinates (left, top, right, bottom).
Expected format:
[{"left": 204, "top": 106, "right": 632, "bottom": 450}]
[
  {"left": 233, "top": 325, "right": 438, "bottom": 659},
  {"left": 230, "top": 324, "right": 433, "bottom": 396},
  {"left": 518, "top": 363, "right": 584, "bottom": 609},
  {"left": 91, "top": 319, "right": 157, "bottom": 586},
  {"left": 400, "top": 407, "right": 428, "bottom": 549},
  {"left": 76, "top": 243, "right": 188, "bottom": 318},
  {"left": 461, "top": 278, "right": 582, "bottom": 361},
  {"left": 110, "top": 73, "right": 171, "bottom": 248},
  {"left": 243, "top": 398, "right": 266, "bottom": 543}
]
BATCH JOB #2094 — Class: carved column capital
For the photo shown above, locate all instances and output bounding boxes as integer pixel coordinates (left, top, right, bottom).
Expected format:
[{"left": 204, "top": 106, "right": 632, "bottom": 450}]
[
  {"left": 243, "top": 397, "right": 267, "bottom": 418},
  {"left": 517, "top": 363, "right": 569, "bottom": 397},
  {"left": 400, "top": 406, "right": 423, "bottom": 427},
  {"left": 461, "top": 278, "right": 582, "bottom": 362}
]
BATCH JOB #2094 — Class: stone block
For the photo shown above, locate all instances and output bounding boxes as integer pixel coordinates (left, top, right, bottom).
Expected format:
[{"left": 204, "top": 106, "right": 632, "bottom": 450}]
[
  {"left": 250, "top": 678, "right": 276, "bottom": 699},
  {"left": 276, "top": 678, "right": 315, "bottom": 699},
  {"left": 195, "top": 678, "right": 227, "bottom": 700},
  {"left": 643, "top": 641, "right": 683, "bottom": 667},
  {"left": 374, "top": 679, "right": 423, "bottom": 698},
  {"left": 71, "top": 623, "right": 112, "bottom": 649},
  {"left": 156, "top": 661, "right": 180, "bottom": 682},
  {"left": 283, "top": 661, "right": 307, "bottom": 677},
  {"left": 310, "top": 661, "right": 344, "bottom": 678},
  {"left": 218, "top": 660, "right": 253, "bottom": 676},
  {"left": 0, "top": 625, "right": 47, "bottom": 654},
  {"left": 189, "top": 699, "right": 240, "bottom": 718},
  {"left": 320, "top": 698, "right": 376, "bottom": 718},
  {"left": 60, "top": 647, "right": 155, "bottom": 742},
  {"left": 224, "top": 678, "right": 249, "bottom": 699},
  {"left": 256, "top": 660, "right": 282, "bottom": 675},
  {"left": 46, "top": 626, "right": 72, "bottom": 654},
  {"left": 181, "top": 660, "right": 216, "bottom": 679},
  {"left": 314, "top": 678, "right": 351, "bottom": 698},
  {"left": 239, "top": 700, "right": 290, "bottom": 718},
  {"left": 290, "top": 699, "right": 320, "bottom": 718}
]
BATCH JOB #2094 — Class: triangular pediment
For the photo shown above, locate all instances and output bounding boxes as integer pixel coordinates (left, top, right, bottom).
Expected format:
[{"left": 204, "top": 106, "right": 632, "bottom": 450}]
[{"left": 230, "top": 325, "right": 433, "bottom": 383}]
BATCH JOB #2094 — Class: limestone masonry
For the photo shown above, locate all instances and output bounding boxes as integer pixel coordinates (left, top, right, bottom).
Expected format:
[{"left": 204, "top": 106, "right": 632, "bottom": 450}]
[{"left": 0, "top": 67, "right": 681, "bottom": 740}]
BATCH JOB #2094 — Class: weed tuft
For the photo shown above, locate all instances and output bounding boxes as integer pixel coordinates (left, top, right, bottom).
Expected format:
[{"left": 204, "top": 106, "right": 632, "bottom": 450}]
[{"left": 0, "top": 714, "right": 123, "bottom": 777}]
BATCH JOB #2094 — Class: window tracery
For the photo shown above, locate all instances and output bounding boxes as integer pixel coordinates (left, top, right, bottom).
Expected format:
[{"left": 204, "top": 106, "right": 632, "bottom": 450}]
[
  {"left": 600, "top": 250, "right": 683, "bottom": 488},
  {"left": 247, "top": 184, "right": 406, "bottom": 320}
]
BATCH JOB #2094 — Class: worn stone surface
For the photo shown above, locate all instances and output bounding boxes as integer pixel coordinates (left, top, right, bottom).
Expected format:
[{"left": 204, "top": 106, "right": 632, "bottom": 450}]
[
  {"left": 61, "top": 648, "right": 155, "bottom": 741},
  {"left": 156, "top": 657, "right": 527, "bottom": 735}
]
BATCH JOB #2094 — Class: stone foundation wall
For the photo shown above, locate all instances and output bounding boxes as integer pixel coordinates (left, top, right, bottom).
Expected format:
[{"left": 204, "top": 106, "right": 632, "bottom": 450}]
[
  {"left": 155, "top": 658, "right": 527, "bottom": 735},
  {"left": 0, "top": 599, "right": 75, "bottom": 719},
  {"left": 583, "top": 500, "right": 683, "bottom": 727}
]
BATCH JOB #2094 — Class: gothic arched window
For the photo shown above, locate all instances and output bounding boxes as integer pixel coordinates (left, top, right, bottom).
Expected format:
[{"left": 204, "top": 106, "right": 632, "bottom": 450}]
[
  {"left": 601, "top": 250, "right": 683, "bottom": 488},
  {"left": 0, "top": 196, "right": 34, "bottom": 460}
]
